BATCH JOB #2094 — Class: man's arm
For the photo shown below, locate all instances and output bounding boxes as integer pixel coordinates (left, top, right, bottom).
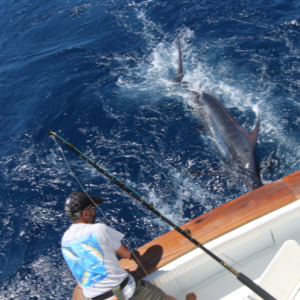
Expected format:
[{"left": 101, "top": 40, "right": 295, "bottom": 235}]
[{"left": 115, "top": 243, "right": 131, "bottom": 259}]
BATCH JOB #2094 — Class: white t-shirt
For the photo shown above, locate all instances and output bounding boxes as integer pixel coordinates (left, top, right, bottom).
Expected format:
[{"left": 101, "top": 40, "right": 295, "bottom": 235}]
[{"left": 61, "top": 223, "right": 136, "bottom": 299}]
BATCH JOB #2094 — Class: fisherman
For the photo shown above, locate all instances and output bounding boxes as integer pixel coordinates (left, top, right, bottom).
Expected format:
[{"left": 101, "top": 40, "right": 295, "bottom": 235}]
[{"left": 62, "top": 191, "right": 197, "bottom": 300}]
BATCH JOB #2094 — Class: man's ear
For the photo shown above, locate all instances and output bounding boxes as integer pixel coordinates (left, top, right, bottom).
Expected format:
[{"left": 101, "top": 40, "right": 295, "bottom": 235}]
[{"left": 81, "top": 210, "right": 88, "bottom": 220}]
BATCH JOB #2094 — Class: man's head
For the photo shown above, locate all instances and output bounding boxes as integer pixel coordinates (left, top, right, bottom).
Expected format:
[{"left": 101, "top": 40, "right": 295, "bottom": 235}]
[{"left": 64, "top": 191, "right": 103, "bottom": 224}]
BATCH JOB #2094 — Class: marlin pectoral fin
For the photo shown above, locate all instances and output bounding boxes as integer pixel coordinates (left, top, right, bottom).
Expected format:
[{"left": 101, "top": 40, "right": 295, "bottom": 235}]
[
  {"left": 174, "top": 33, "right": 183, "bottom": 82},
  {"left": 247, "top": 114, "right": 260, "bottom": 151}
]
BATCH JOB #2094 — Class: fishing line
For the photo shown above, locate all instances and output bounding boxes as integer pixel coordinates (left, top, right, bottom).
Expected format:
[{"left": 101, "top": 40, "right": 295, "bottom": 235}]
[
  {"left": 48, "top": 130, "right": 276, "bottom": 300},
  {"left": 51, "top": 136, "right": 109, "bottom": 223}
]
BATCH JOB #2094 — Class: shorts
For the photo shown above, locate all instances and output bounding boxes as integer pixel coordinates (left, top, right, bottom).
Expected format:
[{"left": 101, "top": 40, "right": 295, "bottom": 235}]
[{"left": 128, "top": 278, "right": 167, "bottom": 300}]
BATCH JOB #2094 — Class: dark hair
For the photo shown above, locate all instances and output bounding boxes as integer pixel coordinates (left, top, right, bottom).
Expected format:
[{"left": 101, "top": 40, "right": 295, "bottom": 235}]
[{"left": 67, "top": 211, "right": 82, "bottom": 223}]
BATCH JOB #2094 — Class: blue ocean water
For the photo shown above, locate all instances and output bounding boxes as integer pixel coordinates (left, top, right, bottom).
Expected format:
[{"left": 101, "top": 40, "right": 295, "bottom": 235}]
[{"left": 1, "top": 0, "right": 300, "bottom": 298}]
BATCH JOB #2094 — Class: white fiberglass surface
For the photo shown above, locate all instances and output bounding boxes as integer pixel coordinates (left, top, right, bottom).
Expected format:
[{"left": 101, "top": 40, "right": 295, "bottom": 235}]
[{"left": 145, "top": 200, "right": 300, "bottom": 300}]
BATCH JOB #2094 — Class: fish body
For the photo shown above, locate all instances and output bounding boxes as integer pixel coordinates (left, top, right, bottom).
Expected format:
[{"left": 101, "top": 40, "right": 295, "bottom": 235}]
[{"left": 175, "top": 34, "right": 261, "bottom": 190}]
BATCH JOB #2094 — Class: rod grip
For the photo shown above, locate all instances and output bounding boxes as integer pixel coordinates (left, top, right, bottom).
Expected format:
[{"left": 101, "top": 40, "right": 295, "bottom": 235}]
[{"left": 237, "top": 273, "right": 277, "bottom": 300}]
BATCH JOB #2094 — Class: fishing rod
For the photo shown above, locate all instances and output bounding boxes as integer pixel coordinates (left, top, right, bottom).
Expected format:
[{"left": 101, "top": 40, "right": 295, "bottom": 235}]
[{"left": 48, "top": 130, "right": 276, "bottom": 300}]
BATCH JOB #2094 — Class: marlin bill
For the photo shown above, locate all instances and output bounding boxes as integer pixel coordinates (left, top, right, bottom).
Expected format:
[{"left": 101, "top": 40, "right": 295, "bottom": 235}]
[{"left": 174, "top": 34, "right": 261, "bottom": 192}]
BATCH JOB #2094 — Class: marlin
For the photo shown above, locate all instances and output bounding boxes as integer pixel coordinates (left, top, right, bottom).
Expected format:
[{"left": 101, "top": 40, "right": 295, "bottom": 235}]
[{"left": 174, "top": 35, "right": 261, "bottom": 191}]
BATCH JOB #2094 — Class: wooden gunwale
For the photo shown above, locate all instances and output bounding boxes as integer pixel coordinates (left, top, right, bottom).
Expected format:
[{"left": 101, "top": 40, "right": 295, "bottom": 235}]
[{"left": 119, "top": 171, "right": 300, "bottom": 278}]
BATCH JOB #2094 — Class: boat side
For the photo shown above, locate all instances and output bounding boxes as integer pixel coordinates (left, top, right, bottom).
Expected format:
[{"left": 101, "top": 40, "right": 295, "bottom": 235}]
[
  {"left": 119, "top": 171, "right": 300, "bottom": 299},
  {"left": 120, "top": 171, "right": 300, "bottom": 278},
  {"left": 145, "top": 196, "right": 300, "bottom": 299}
]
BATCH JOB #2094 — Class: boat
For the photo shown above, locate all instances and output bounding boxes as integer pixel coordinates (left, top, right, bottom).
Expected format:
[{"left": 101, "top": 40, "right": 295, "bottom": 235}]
[
  {"left": 119, "top": 171, "right": 300, "bottom": 300},
  {"left": 73, "top": 170, "right": 300, "bottom": 300}
]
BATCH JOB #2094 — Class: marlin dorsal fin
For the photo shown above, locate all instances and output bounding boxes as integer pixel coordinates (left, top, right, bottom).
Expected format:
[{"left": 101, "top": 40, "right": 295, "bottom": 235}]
[
  {"left": 247, "top": 114, "right": 260, "bottom": 151},
  {"left": 174, "top": 34, "right": 183, "bottom": 82}
]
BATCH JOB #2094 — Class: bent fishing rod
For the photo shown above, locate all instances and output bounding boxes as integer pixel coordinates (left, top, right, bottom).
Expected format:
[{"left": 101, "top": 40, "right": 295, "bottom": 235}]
[{"left": 48, "top": 130, "right": 276, "bottom": 300}]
